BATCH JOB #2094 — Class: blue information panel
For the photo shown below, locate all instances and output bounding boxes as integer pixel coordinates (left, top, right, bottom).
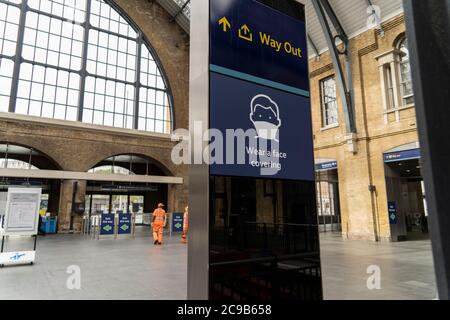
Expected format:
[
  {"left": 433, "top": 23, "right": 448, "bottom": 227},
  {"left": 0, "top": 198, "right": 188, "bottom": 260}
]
[
  {"left": 209, "top": 0, "right": 313, "bottom": 181},
  {"left": 384, "top": 149, "right": 421, "bottom": 163},
  {"left": 210, "top": 0, "right": 309, "bottom": 93},
  {"left": 315, "top": 161, "right": 338, "bottom": 171},
  {"left": 388, "top": 202, "right": 397, "bottom": 225},
  {"left": 210, "top": 72, "right": 314, "bottom": 181},
  {"left": 100, "top": 213, "right": 115, "bottom": 235},
  {"left": 172, "top": 213, "right": 184, "bottom": 232},
  {"left": 118, "top": 213, "right": 132, "bottom": 235}
]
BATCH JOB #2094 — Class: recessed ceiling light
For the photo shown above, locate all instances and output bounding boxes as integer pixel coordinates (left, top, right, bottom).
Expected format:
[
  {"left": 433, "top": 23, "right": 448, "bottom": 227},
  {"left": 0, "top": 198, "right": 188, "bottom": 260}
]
[
  {"left": 406, "top": 170, "right": 411, "bottom": 173},
  {"left": 398, "top": 163, "right": 403, "bottom": 166}
]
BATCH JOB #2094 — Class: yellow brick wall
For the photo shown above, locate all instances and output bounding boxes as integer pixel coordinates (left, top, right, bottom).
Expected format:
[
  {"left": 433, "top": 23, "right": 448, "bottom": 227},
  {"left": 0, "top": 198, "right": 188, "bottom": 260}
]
[{"left": 309, "top": 14, "right": 419, "bottom": 241}]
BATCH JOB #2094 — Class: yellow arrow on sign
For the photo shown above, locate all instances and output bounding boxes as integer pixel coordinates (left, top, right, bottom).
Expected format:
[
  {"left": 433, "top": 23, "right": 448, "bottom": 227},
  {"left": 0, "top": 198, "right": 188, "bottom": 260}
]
[
  {"left": 241, "top": 24, "right": 250, "bottom": 33},
  {"left": 238, "top": 24, "right": 253, "bottom": 42},
  {"left": 218, "top": 17, "right": 231, "bottom": 32}
]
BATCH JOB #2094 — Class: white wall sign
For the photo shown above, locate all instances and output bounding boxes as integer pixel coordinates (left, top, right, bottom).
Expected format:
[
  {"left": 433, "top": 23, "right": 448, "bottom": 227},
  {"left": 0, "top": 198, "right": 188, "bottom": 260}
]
[{"left": 3, "top": 188, "right": 42, "bottom": 236}]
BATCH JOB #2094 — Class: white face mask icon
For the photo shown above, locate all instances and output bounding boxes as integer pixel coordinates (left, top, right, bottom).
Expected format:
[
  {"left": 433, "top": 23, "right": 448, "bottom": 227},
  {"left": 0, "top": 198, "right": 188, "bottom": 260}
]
[
  {"left": 250, "top": 95, "right": 281, "bottom": 142},
  {"left": 253, "top": 121, "right": 279, "bottom": 141}
]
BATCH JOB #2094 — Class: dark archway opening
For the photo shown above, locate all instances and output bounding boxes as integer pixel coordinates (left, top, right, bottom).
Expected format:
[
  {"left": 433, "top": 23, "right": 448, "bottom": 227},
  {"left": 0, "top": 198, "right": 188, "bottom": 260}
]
[
  {"left": 0, "top": 143, "right": 62, "bottom": 216},
  {"left": 85, "top": 154, "right": 170, "bottom": 226}
]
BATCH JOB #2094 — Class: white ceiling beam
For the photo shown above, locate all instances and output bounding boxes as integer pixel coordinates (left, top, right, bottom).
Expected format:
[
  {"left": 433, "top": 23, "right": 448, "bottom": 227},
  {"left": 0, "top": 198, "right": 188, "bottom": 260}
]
[{"left": 0, "top": 169, "right": 183, "bottom": 185}]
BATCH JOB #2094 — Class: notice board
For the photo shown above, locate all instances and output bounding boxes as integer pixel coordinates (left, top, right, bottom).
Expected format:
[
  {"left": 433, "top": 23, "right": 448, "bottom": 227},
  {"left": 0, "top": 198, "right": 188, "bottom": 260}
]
[{"left": 3, "top": 188, "right": 42, "bottom": 236}]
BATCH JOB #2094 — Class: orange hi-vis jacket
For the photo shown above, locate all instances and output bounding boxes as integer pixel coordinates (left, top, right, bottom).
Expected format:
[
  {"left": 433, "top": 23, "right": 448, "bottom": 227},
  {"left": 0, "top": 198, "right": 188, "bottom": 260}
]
[
  {"left": 153, "top": 208, "right": 166, "bottom": 225},
  {"left": 183, "top": 211, "right": 188, "bottom": 229}
]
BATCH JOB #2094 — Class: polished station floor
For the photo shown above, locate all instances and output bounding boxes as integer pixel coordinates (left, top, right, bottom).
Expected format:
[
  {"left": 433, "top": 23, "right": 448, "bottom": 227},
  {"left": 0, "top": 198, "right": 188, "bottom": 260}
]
[
  {"left": 0, "top": 229, "right": 437, "bottom": 300},
  {"left": 0, "top": 227, "right": 188, "bottom": 300},
  {"left": 320, "top": 233, "right": 437, "bottom": 300}
]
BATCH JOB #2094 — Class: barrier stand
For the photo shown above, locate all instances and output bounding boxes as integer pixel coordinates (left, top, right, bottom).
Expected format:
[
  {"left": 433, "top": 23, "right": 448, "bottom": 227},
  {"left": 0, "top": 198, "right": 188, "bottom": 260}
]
[
  {"left": 81, "top": 215, "right": 88, "bottom": 235},
  {"left": 96, "top": 217, "right": 101, "bottom": 240},
  {"left": 95, "top": 215, "right": 100, "bottom": 240},
  {"left": 168, "top": 212, "right": 173, "bottom": 238},
  {"left": 73, "top": 212, "right": 139, "bottom": 240},
  {"left": 81, "top": 214, "right": 96, "bottom": 236},
  {"left": 114, "top": 214, "right": 118, "bottom": 240},
  {"left": 96, "top": 213, "right": 135, "bottom": 240},
  {"left": 116, "top": 213, "right": 134, "bottom": 239},
  {"left": 142, "top": 213, "right": 151, "bottom": 226},
  {"left": 131, "top": 213, "right": 136, "bottom": 238},
  {"left": 91, "top": 215, "right": 99, "bottom": 239}
]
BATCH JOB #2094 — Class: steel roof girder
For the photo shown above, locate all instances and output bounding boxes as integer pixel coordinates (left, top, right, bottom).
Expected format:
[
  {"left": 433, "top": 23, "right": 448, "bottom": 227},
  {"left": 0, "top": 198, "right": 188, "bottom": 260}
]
[{"left": 311, "top": 0, "right": 357, "bottom": 135}]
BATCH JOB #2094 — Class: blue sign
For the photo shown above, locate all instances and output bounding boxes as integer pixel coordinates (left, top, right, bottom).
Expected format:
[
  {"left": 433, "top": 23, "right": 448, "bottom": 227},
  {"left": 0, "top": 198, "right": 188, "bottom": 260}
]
[
  {"left": 210, "top": 73, "right": 314, "bottom": 181},
  {"left": 209, "top": 0, "right": 312, "bottom": 181},
  {"left": 100, "top": 213, "right": 115, "bottom": 235},
  {"left": 384, "top": 149, "right": 421, "bottom": 163},
  {"left": 315, "top": 161, "right": 338, "bottom": 171},
  {"left": 118, "top": 213, "right": 132, "bottom": 235},
  {"left": 210, "top": 0, "right": 309, "bottom": 94},
  {"left": 172, "top": 212, "right": 184, "bottom": 232},
  {"left": 388, "top": 202, "right": 397, "bottom": 225}
]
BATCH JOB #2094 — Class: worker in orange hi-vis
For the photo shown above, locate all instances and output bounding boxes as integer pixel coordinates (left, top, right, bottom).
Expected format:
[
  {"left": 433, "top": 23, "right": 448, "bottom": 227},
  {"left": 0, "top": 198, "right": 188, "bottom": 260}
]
[
  {"left": 152, "top": 203, "right": 166, "bottom": 245},
  {"left": 182, "top": 206, "right": 188, "bottom": 244}
]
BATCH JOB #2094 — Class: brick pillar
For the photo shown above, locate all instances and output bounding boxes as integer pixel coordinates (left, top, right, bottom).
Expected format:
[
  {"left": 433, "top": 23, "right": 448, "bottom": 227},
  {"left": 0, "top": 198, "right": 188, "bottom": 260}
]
[
  {"left": 57, "top": 180, "right": 86, "bottom": 233},
  {"left": 167, "top": 182, "right": 189, "bottom": 214}
]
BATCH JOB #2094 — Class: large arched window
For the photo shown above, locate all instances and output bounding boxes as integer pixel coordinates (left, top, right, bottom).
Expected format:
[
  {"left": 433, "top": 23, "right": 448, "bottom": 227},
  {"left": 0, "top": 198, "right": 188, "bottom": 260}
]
[
  {"left": 0, "top": 143, "right": 59, "bottom": 169},
  {"left": 88, "top": 154, "right": 168, "bottom": 176},
  {"left": 0, "top": 0, "right": 172, "bottom": 134},
  {"left": 88, "top": 165, "right": 134, "bottom": 175},
  {"left": 398, "top": 37, "right": 414, "bottom": 106},
  {"left": 0, "top": 158, "right": 39, "bottom": 170}
]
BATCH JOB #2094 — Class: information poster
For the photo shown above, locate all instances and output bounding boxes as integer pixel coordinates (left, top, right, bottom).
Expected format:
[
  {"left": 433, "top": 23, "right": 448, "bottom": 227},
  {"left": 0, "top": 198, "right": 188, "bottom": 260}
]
[
  {"left": 172, "top": 213, "right": 184, "bottom": 232},
  {"left": 100, "top": 213, "right": 115, "bottom": 235},
  {"left": 4, "top": 188, "right": 42, "bottom": 236},
  {"left": 388, "top": 202, "right": 398, "bottom": 225},
  {"left": 118, "top": 213, "right": 132, "bottom": 235}
]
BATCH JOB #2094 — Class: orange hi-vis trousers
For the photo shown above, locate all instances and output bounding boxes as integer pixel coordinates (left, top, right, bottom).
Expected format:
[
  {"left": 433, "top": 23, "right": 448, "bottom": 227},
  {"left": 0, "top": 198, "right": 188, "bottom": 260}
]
[
  {"left": 182, "top": 225, "right": 188, "bottom": 243},
  {"left": 153, "top": 221, "right": 164, "bottom": 243}
]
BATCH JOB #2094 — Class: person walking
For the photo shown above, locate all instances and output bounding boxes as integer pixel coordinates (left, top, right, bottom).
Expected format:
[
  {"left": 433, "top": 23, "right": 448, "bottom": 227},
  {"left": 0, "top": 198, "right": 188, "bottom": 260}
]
[
  {"left": 152, "top": 203, "right": 166, "bottom": 245},
  {"left": 182, "top": 206, "right": 188, "bottom": 244}
]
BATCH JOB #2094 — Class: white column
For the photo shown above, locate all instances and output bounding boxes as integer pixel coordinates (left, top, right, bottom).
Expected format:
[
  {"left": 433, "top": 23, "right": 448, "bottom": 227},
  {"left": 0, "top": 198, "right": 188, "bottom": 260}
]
[
  {"left": 379, "top": 65, "right": 389, "bottom": 124},
  {"left": 390, "top": 59, "right": 401, "bottom": 122}
]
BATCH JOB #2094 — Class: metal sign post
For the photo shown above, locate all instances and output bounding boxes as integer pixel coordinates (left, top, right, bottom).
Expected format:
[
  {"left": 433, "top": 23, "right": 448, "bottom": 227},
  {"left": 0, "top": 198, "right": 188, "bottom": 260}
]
[{"left": 189, "top": 0, "right": 322, "bottom": 300}]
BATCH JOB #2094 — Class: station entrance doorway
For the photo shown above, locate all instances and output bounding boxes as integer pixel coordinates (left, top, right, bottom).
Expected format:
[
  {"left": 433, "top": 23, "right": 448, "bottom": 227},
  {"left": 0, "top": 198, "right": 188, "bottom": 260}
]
[
  {"left": 84, "top": 185, "right": 167, "bottom": 228},
  {"left": 85, "top": 194, "right": 144, "bottom": 217},
  {"left": 315, "top": 160, "right": 341, "bottom": 233},
  {"left": 0, "top": 143, "right": 62, "bottom": 224},
  {"left": 83, "top": 154, "right": 170, "bottom": 233},
  {"left": 384, "top": 144, "right": 428, "bottom": 241}
]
